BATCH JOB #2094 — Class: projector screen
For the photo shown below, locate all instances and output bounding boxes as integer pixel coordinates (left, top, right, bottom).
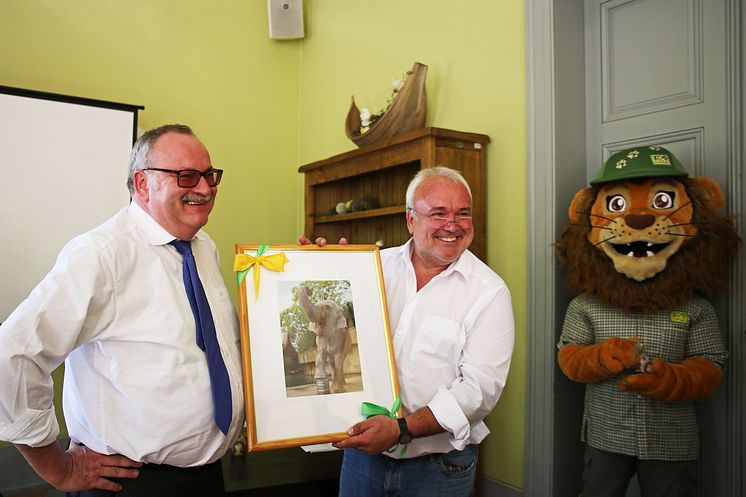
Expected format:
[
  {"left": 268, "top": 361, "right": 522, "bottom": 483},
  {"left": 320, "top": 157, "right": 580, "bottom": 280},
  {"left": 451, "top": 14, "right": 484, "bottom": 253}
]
[{"left": 0, "top": 86, "right": 142, "bottom": 322}]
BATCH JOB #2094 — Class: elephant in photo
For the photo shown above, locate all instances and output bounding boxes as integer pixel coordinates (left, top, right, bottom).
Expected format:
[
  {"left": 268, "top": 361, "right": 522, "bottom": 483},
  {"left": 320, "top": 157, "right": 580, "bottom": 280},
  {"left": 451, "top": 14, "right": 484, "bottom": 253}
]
[{"left": 298, "top": 285, "right": 352, "bottom": 393}]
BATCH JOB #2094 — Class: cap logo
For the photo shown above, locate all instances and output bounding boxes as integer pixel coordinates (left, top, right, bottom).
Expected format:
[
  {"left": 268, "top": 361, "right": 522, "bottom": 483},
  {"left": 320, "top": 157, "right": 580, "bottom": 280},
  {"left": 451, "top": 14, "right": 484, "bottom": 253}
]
[
  {"left": 650, "top": 154, "right": 672, "bottom": 166},
  {"left": 615, "top": 159, "right": 628, "bottom": 170}
]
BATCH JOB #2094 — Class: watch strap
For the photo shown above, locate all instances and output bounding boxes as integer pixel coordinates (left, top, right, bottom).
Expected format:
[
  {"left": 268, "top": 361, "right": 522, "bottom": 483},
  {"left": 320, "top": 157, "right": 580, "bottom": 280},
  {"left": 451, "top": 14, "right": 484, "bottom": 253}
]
[{"left": 397, "top": 417, "right": 413, "bottom": 445}]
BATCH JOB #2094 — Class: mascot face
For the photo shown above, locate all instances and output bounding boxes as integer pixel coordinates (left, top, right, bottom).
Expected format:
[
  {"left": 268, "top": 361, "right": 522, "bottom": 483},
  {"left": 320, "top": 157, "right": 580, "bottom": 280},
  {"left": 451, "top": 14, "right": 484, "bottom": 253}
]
[
  {"left": 587, "top": 178, "right": 696, "bottom": 281},
  {"left": 558, "top": 146, "right": 739, "bottom": 312}
]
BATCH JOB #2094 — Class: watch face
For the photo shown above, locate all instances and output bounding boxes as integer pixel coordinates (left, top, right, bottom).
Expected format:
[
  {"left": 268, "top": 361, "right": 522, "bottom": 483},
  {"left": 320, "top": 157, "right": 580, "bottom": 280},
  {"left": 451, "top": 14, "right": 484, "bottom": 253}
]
[{"left": 398, "top": 433, "right": 413, "bottom": 444}]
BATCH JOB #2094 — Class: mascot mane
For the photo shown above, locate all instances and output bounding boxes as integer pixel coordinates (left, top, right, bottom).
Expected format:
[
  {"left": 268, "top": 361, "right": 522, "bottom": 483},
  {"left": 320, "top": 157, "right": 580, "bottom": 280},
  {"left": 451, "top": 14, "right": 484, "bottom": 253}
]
[{"left": 556, "top": 178, "right": 740, "bottom": 313}]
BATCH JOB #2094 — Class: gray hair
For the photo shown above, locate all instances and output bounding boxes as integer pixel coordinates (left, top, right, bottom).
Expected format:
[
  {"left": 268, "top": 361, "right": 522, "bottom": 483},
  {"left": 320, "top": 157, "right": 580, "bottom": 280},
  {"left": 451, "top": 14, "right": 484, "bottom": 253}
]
[
  {"left": 405, "top": 166, "right": 472, "bottom": 209},
  {"left": 127, "top": 123, "right": 194, "bottom": 194}
]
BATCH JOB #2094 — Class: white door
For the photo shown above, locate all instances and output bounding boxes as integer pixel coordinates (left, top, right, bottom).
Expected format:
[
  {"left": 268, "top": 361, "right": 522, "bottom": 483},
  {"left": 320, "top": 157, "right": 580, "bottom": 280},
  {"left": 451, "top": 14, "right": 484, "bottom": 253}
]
[
  {"left": 586, "top": 0, "right": 727, "bottom": 183},
  {"left": 584, "top": 0, "right": 736, "bottom": 495}
]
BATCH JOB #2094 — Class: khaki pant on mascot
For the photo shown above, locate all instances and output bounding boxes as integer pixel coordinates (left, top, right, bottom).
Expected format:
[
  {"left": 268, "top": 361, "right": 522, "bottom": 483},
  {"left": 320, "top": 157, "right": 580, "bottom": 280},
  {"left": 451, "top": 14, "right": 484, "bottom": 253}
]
[{"left": 556, "top": 146, "right": 740, "bottom": 497}]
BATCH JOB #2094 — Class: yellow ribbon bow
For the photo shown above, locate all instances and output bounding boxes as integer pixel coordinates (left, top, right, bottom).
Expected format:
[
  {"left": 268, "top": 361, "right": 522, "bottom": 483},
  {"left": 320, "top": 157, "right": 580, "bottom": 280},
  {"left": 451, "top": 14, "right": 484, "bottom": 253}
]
[{"left": 234, "top": 244, "right": 289, "bottom": 297}]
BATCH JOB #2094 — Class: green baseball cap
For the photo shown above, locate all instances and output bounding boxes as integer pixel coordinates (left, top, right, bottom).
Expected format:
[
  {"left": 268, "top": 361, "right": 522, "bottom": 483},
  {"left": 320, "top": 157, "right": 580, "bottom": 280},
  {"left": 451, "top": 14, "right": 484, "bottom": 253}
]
[{"left": 590, "top": 146, "right": 689, "bottom": 185}]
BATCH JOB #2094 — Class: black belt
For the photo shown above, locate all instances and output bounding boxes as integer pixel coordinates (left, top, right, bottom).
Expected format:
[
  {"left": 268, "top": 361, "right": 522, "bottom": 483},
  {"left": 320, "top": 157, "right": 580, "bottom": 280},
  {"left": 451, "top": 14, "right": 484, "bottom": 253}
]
[{"left": 141, "top": 459, "right": 221, "bottom": 472}]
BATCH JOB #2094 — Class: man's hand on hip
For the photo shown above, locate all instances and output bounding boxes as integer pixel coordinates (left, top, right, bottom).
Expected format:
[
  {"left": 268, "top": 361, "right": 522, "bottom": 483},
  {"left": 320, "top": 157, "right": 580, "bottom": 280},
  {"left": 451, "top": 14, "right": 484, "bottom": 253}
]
[{"left": 16, "top": 440, "right": 142, "bottom": 492}]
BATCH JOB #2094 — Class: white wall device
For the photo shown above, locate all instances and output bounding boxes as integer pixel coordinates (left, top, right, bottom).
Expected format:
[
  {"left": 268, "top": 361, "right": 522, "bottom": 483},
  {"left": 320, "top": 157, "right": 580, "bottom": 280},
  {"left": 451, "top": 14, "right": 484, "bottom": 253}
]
[{"left": 268, "top": 0, "right": 304, "bottom": 40}]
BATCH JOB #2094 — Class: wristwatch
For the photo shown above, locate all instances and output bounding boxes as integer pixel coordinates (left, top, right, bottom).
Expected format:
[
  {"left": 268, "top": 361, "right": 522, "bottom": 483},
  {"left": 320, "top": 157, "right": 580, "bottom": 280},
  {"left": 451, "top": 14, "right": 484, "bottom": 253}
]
[{"left": 397, "top": 417, "right": 413, "bottom": 444}]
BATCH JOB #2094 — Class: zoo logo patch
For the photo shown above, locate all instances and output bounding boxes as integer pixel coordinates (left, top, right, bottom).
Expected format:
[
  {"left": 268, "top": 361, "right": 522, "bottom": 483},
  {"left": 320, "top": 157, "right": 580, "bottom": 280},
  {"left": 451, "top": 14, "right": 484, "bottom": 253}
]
[
  {"left": 670, "top": 311, "right": 689, "bottom": 324},
  {"left": 651, "top": 154, "right": 672, "bottom": 166}
]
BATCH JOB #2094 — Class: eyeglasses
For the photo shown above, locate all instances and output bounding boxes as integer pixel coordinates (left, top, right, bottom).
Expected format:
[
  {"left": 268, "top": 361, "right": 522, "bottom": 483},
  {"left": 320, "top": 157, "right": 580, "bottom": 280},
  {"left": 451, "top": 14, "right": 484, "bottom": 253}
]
[
  {"left": 143, "top": 167, "right": 223, "bottom": 188},
  {"left": 409, "top": 208, "right": 473, "bottom": 227}
]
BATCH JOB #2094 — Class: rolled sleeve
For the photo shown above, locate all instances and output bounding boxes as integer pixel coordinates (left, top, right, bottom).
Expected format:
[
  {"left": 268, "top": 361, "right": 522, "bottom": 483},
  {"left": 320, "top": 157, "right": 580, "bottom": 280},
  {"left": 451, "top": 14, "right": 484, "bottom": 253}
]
[
  {"left": 428, "top": 286, "right": 515, "bottom": 446},
  {"left": 0, "top": 240, "right": 113, "bottom": 446},
  {"left": 428, "top": 386, "right": 471, "bottom": 449},
  {"left": 0, "top": 408, "right": 59, "bottom": 447}
]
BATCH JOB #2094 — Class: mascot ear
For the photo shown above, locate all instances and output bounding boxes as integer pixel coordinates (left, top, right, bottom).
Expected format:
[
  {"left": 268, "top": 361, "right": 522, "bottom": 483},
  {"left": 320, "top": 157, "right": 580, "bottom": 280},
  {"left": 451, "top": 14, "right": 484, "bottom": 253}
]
[
  {"left": 568, "top": 187, "right": 596, "bottom": 224},
  {"left": 688, "top": 177, "right": 724, "bottom": 214}
]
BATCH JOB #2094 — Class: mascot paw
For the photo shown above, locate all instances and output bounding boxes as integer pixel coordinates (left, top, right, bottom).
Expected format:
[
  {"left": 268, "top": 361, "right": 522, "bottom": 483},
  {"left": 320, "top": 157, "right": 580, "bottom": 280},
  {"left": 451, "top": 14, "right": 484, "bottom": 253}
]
[
  {"left": 558, "top": 337, "right": 639, "bottom": 383},
  {"left": 617, "top": 357, "right": 722, "bottom": 403},
  {"left": 618, "top": 372, "right": 658, "bottom": 393},
  {"left": 599, "top": 337, "right": 640, "bottom": 374}
]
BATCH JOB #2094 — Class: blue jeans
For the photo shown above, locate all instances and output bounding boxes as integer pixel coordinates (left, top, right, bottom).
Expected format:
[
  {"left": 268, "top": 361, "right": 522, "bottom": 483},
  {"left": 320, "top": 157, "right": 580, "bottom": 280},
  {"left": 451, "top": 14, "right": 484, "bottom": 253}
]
[{"left": 339, "top": 445, "right": 478, "bottom": 497}]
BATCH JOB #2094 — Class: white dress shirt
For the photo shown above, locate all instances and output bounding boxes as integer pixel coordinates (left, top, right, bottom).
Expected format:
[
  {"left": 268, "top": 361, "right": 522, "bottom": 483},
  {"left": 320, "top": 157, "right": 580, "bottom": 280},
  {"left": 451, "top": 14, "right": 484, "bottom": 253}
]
[
  {"left": 381, "top": 239, "right": 515, "bottom": 458},
  {"left": 0, "top": 203, "right": 243, "bottom": 466}
]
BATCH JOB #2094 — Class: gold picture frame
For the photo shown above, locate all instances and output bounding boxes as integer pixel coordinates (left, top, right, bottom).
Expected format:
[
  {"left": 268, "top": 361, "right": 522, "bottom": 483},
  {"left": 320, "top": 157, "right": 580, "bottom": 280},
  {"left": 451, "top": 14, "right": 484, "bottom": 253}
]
[{"left": 235, "top": 244, "right": 400, "bottom": 451}]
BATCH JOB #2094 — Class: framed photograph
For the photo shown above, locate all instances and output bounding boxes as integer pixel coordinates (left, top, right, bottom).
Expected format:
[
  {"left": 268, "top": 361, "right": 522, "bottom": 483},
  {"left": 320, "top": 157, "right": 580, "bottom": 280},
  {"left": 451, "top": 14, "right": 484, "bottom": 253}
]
[{"left": 234, "top": 244, "right": 400, "bottom": 451}]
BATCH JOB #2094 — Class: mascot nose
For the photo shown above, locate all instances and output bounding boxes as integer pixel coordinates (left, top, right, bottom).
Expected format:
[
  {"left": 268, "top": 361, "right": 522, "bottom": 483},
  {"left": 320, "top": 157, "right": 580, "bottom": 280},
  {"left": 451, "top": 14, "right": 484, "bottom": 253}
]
[{"left": 625, "top": 213, "right": 655, "bottom": 229}]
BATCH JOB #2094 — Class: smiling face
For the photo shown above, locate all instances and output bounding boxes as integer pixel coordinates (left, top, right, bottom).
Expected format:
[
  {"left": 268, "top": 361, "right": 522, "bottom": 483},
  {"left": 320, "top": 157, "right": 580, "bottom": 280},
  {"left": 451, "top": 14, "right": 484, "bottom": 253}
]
[
  {"left": 406, "top": 176, "right": 474, "bottom": 271},
  {"left": 132, "top": 132, "right": 216, "bottom": 240},
  {"left": 587, "top": 178, "right": 697, "bottom": 281}
]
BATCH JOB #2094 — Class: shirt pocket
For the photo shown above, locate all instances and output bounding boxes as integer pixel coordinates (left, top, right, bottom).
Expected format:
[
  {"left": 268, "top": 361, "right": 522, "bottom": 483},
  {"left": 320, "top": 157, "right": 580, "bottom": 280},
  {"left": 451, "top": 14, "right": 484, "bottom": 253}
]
[{"left": 410, "top": 314, "right": 465, "bottom": 369}]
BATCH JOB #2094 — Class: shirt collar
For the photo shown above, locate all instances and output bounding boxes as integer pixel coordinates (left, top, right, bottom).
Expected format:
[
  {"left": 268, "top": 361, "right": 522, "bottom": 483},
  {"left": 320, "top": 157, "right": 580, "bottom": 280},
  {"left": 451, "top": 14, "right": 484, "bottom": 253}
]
[{"left": 127, "top": 202, "right": 207, "bottom": 246}]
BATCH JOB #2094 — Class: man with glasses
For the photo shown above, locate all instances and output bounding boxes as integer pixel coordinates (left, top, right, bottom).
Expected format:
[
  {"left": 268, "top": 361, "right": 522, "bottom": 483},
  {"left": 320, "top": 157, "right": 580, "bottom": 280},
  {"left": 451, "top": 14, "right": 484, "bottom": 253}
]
[
  {"left": 0, "top": 124, "right": 242, "bottom": 496},
  {"left": 305, "top": 167, "right": 515, "bottom": 497}
]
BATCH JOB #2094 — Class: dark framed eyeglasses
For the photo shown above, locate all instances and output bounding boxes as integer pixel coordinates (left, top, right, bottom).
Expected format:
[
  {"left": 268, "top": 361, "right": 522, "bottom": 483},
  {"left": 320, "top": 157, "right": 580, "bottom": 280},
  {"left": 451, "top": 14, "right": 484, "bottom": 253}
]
[{"left": 143, "top": 167, "right": 223, "bottom": 188}]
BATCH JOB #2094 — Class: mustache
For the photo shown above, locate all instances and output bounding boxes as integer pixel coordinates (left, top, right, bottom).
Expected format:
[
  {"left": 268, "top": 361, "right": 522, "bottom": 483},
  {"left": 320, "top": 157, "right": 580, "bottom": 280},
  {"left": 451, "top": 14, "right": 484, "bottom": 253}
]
[{"left": 182, "top": 192, "right": 213, "bottom": 203}]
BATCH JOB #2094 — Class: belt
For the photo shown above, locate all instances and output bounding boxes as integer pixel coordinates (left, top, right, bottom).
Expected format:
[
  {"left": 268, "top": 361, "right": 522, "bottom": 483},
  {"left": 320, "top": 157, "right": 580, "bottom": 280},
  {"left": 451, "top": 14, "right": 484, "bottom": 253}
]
[{"left": 141, "top": 459, "right": 221, "bottom": 472}]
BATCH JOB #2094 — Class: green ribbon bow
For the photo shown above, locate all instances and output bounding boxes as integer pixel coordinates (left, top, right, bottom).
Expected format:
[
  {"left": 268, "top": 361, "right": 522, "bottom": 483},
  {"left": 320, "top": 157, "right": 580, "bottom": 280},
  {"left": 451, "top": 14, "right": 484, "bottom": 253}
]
[
  {"left": 361, "top": 395, "right": 401, "bottom": 419},
  {"left": 361, "top": 395, "right": 408, "bottom": 457}
]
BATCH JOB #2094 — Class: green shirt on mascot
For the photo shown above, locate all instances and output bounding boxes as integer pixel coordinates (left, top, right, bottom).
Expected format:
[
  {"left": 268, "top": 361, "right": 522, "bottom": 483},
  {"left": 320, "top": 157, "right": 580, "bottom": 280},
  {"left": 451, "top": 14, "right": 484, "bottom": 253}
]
[{"left": 556, "top": 146, "right": 740, "bottom": 496}]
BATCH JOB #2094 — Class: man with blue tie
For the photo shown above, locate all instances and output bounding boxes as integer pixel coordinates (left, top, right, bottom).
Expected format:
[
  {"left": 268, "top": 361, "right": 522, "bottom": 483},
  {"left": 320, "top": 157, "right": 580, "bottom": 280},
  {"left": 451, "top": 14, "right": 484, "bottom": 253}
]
[{"left": 0, "top": 124, "right": 243, "bottom": 496}]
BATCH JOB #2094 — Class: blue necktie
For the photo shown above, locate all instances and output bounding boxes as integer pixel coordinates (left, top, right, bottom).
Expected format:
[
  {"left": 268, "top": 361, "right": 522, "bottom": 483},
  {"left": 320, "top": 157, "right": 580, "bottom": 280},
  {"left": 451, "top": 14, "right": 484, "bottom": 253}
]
[{"left": 170, "top": 239, "right": 232, "bottom": 435}]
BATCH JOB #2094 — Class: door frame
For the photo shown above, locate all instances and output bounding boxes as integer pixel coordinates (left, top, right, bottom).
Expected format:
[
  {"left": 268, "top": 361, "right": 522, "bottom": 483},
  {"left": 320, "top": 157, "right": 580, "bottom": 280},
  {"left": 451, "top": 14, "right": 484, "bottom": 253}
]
[{"left": 524, "top": 0, "right": 744, "bottom": 495}]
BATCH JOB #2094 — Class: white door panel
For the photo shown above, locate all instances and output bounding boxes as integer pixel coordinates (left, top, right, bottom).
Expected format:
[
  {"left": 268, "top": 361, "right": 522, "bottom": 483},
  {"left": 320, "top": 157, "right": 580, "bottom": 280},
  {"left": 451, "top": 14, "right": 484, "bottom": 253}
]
[{"left": 586, "top": 0, "right": 726, "bottom": 185}]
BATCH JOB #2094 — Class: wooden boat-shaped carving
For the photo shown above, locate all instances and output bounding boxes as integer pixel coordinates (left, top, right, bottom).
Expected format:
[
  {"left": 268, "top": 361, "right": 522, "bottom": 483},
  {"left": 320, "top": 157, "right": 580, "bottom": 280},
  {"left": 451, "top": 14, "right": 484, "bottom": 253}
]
[{"left": 345, "top": 62, "right": 428, "bottom": 148}]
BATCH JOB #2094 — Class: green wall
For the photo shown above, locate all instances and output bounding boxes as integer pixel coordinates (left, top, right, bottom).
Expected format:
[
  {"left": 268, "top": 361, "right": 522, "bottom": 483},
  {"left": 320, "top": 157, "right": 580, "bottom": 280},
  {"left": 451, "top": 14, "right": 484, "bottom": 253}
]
[
  {"left": 297, "top": 1, "right": 527, "bottom": 488},
  {"left": 0, "top": 0, "right": 302, "bottom": 284},
  {"left": 1, "top": 0, "right": 526, "bottom": 490},
  {"left": 0, "top": 0, "right": 301, "bottom": 445}
]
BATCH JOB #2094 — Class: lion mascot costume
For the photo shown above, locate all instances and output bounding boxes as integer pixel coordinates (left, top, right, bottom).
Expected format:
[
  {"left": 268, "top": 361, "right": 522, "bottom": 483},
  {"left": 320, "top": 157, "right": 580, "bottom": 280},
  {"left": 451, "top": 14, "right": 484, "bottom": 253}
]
[{"left": 556, "top": 146, "right": 740, "bottom": 496}]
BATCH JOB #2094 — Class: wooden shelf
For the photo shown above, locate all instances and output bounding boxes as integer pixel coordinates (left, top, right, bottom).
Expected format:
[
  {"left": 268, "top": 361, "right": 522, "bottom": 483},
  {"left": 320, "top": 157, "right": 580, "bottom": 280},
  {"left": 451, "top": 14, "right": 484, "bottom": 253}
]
[
  {"left": 299, "top": 127, "right": 489, "bottom": 260},
  {"left": 314, "top": 205, "right": 407, "bottom": 224}
]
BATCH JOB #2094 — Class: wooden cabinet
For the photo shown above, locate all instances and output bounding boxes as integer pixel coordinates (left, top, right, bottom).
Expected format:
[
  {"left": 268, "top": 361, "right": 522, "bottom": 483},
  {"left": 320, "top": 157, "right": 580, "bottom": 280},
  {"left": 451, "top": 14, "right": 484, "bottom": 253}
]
[{"left": 298, "top": 127, "right": 490, "bottom": 260}]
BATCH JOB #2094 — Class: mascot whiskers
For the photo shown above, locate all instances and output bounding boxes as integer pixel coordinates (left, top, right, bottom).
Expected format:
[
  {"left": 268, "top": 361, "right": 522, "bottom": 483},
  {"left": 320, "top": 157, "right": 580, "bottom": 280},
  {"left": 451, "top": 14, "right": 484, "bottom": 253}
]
[{"left": 556, "top": 146, "right": 740, "bottom": 496}]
